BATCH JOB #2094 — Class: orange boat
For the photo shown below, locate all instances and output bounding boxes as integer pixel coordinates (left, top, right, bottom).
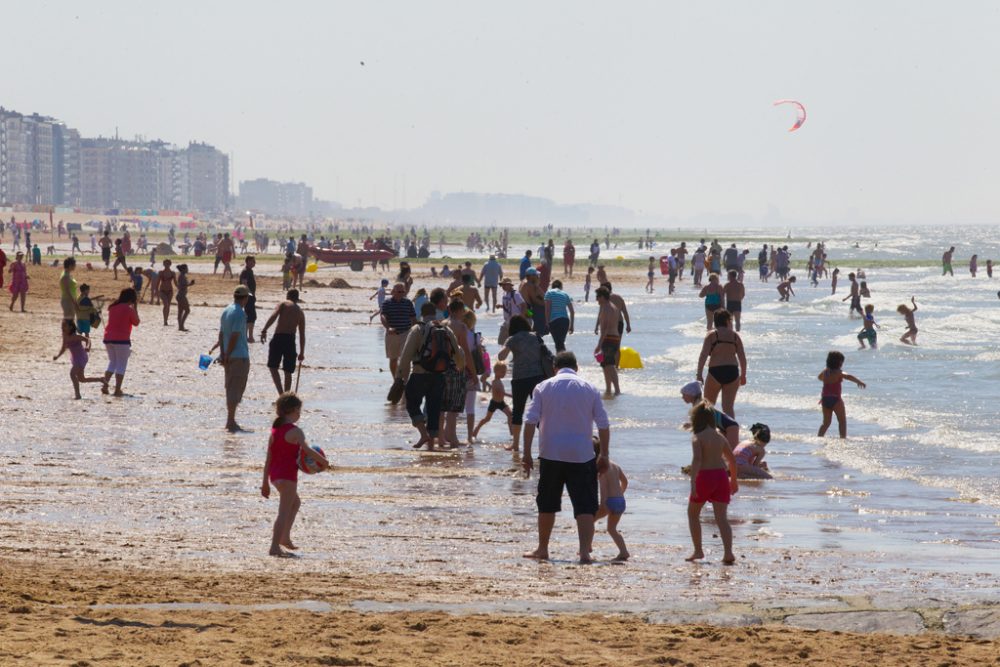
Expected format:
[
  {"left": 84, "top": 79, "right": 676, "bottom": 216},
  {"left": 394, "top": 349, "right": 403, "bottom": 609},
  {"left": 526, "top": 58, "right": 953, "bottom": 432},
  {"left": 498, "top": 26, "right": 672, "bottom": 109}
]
[{"left": 308, "top": 245, "right": 395, "bottom": 271}]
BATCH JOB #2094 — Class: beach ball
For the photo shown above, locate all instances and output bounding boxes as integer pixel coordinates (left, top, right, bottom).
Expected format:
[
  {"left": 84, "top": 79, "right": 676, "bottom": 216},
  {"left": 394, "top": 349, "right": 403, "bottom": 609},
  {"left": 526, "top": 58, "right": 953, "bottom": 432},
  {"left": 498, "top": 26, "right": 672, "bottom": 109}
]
[
  {"left": 618, "top": 346, "right": 643, "bottom": 370},
  {"left": 298, "top": 445, "right": 326, "bottom": 474}
]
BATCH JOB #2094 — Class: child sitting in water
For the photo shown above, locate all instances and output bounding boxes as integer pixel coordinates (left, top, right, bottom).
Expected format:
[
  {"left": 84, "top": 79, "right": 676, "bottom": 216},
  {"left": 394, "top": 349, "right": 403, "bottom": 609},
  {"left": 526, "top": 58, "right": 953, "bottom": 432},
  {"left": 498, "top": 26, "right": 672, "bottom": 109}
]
[
  {"left": 777, "top": 276, "right": 796, "bottom": 301},
  {"left": 857, "top": 304, "right": 880, "bottom": 349},
  {"left": 369, "top": 278, "right": 389, "bottom": 322},
  {"left": 733, "top": 423, "right": 772, "bottom": 480},
  {"left": 897, "top": 297, "right": 919, "bottom": 346},
  {"left": 593, "top": 436, "right": 630, "bottom": 561},
  {"left": 686, "top": 401, "right": 739, "bottom": 564},
  {"left": 818, "top": 350, "right": 866, "bottom": 438},
  {"left": 53, "top": 320, "right": 108, "bottom": 399},
  {"left": 261, "top": 392, "right": 329, "bottom": 557},
  {"left": 472, "top": 362, "right": 513, "bottom": 438}
]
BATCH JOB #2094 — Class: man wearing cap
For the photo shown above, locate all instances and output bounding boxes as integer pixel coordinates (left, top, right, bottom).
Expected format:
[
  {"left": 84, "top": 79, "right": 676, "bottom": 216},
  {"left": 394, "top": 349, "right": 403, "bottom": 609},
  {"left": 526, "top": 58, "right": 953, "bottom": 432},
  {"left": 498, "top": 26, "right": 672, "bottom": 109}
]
[
  {"left": 522, "top": 351, "right": 610, "bottom": 564},
  {"left": 380, "top": 283, "right": 417, "bottom": 380},
  {"left": 479, "top": 255, "right": 504, "bottom": 311},
  {"left": 260, "top": 290, "right": 307, "bottom": 394},
  {"left": 219, "top": 286, "right": 251, "bottom": 432},
  {"left": 680, "top": 381, "right": 739, "bottom": 448}
]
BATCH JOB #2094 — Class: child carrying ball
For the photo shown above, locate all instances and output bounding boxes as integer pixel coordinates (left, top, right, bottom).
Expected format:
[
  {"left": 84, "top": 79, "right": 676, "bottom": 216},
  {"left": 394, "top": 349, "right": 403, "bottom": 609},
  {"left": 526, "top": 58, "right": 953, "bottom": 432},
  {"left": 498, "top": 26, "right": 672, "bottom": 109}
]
[{"left": 261, "top": 392, "right": 329, "bottom": 557}]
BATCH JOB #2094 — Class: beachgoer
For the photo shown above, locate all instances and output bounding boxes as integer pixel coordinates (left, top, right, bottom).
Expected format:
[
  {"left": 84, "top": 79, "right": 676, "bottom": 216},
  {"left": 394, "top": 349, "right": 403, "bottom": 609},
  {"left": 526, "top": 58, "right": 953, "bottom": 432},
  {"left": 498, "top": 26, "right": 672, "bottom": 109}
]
[
  {"left": 544, "top": 279, "right": 575, "bottom": 353},
  {"left": 59, "top": 257, "right": 78, "bottom": 323},
  {"left": 219, "top": 285, "right": 252, "bottom": 432},
  {"left": 646, "top": 256, "right": 655, "bottom": 293},
  {"left": 396, "top": 302, "right": 463, "bottom": 450},
  {"left": 563, "top": 239, "right": 576, "bottom": 276},
  {"left": 831, "top": 267, "right": 840, "bottom": 295},
  {"left": 733, "top": 423, "right": 772, "bottom": 479},
  {"left": 519, "top": 250, "right": 533, "bottom": 281},
  {"left": 692, "top": 246, "right": 707, "bottom": 286},
  {"left": 176, "top": 264, "right": 194, "bottom": 331},
  {"left": 479, "top": 255, "right": 503, "bottom": 311},
  {"left": 219, "top": 233, "right": 235, "bottom": 279},
  {"left": 53, "top": 320, "right": 107, "bottom": 399},
  {"left": 520, "top": 267, "right": 546, "bottom": 335},
  {"left": 369, "top": 278, "right": 390, "bottom": 322},
  {"left": 102, "top": 288, "right": 141, "bottom": 397},
  {"left": 497, "top": 314, "right": 550, "bottom": 452},
  {"left": 583, "top": 266, "right": 593, "bottom": 302},
  {"left": 857, "top": 304, "right": 879, "bottom": 349},
  {"left": 685, "top": 400, "right": 739, "bottom": 564},
  {"left": 158, "top": 259, "right": 177, "bottom": 326},
  {"left": 722, "top": 270, "right": 745, "bottom": 331},
  {"left": 590, "top": 436, "right": 629, "bottom": 561},
  {"left": 522, "top": 351, "right": 610, "bottom": 565},
  {"left": 970, "top": 254, "right": 978, "bottom": 278},
  {"left": 696, "top": 310, "right": 747, "bottom": 418},
  {"left": 239, "top": 256, "right": 258, "bottom": 342},
  {"left": 260, "top": 290, "right": 307, "bottom": 395},
  {"left": 942, "top": 246, "right": 955, "bottom": 276},
  {"left": 380, "top": 283, "right": 417, "bottom": 380},
  {"left": 699, "top": 273, "right": 724, "bottom": 329},
  {"left": 442, "top": 299, "right": 475, "bottom": 447},
  {"left": 842, "top": 272, "right": 863, "bottom": 317},
  {"left": 897, "top": 297, "right": 919, "bottom": 346},
  {"left": 818, "top": 350, "right": 866, "bottom": 438},
  {"left": 472, "top": 361, "right": 513, "bottom": 439},
  {"left": 8, "top": 251, "right": 28, "bottom": 312},
  {"left": 679, "top": 381, "right": 739, "bottom": 449},
  {"left": 112, "top": 239, "right": 127, "bottom": 280},
  {"left": 261, "top": 392, "right": 329, "bottom": 557},
  {"left": 594, "top": 287, "right": 621, "bottom": 397},
  {"left": 777, "top": 276, "right": 796, "bottom": 301},
  {"left": 98, "top": 232, "right": 112, "bottom": 268}
]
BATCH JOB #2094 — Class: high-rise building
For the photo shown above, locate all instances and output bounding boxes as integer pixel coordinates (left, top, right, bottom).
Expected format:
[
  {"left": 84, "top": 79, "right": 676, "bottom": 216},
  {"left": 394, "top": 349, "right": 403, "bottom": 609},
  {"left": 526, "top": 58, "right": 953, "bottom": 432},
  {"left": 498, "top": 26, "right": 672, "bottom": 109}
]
[
  {"left": 187, "top": 142, "right": 229, "bottom": 213},
  {"left": 239, "top": 178, "right": 314, "bottom": 216},
  {"left": 0, "top": 108, "right": 81, "bottom": 206}
]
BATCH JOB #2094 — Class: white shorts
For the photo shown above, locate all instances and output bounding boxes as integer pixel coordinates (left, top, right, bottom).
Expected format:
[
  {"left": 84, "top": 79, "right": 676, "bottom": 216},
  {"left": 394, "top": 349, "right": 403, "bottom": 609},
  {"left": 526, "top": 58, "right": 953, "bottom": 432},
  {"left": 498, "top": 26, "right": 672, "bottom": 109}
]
[{"left": 105, "top": 342, "right": 131, "bottom": 375}]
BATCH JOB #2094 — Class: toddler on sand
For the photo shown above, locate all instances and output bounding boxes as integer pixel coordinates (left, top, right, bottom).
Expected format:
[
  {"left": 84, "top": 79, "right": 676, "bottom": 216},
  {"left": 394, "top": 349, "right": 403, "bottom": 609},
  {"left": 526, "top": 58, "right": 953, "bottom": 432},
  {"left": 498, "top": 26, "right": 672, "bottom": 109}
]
[
  {"left": 261, "top": 393, "right": 329, "bottom": 557},
  {"left": 686, "top": 401, "right": 739, "bottom": 564}
]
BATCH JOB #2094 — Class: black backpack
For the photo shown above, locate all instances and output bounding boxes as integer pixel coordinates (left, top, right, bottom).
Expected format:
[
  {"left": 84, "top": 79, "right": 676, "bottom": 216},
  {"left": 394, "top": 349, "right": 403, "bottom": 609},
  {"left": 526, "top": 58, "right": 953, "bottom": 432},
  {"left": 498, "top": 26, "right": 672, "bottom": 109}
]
[{"left": 418, "top": 322, "right": 455, "bottom": 373}]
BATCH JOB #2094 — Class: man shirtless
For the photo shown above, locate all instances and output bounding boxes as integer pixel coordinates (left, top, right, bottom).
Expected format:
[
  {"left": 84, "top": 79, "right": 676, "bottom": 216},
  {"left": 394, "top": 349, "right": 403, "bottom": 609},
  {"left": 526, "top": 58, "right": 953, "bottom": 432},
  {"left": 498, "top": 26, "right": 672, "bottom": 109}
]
[
  {"left": 455, "top": 275, "right": 483, "bottom": 310},
  {"left": 99, "top": 232, "right": 113, "bottom": 268},
  {"left": 157, "top": 259, "right": 177, "bottom": 326},
  {"left": 218, "top": 233, "right": 236, "bottom": 279},
  {"left": 594, "top": 282, "right": 631, "bottom": 337},
  {"left": 723, "top": 270, "right": 746, "bottom": 331},
  {"left": 942, "top": 246, "right": 955, "bottom": 276},
  {"left": 594, "top": 287, "right": 621, "bottom": 397},
  {"left": 260, "top": 289, "right": 307, "bottom": 394},
  {"left": 519, "top": 268, "right": 546, "bottom": 334}
]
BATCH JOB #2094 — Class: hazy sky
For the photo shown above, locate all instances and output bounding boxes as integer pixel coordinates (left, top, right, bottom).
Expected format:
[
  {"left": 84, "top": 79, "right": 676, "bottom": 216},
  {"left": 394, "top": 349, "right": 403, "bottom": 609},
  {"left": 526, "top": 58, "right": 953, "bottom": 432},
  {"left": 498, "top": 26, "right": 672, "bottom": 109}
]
[{"left": 6, "top": 1, "right": 1000, "bottom": 223}]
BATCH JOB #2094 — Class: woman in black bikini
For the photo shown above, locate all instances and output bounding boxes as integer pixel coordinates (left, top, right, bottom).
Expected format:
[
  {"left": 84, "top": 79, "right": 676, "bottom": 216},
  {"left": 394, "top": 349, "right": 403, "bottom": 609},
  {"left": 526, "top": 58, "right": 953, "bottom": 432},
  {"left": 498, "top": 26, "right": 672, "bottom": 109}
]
[{"left": 696, "top": 310, "right": 747, "bottom": 419}]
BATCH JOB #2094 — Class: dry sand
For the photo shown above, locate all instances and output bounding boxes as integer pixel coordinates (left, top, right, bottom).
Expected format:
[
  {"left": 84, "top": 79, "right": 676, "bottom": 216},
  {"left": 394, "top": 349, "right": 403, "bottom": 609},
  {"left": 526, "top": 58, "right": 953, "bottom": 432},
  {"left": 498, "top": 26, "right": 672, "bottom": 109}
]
[{"left": 2, "top": 260, "right": 999, "bottom": 666}]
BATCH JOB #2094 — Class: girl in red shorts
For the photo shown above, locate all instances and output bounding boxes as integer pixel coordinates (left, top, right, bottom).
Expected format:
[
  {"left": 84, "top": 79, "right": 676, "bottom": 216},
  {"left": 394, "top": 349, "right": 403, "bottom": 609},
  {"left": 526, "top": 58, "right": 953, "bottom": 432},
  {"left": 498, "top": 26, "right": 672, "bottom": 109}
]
[
  {"left": 685, "top": 401, "right": 739, "bottom": 564},
  {"left": 261, "top": 392, "right": 329, "bottom": 557}
]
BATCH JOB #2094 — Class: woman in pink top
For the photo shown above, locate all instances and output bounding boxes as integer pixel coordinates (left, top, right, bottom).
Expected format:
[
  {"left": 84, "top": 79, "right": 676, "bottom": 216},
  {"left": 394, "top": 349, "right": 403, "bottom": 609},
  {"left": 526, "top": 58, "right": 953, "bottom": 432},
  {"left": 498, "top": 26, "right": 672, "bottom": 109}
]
[{"left": 102, "top": 288, "right": 141, "bottom": 396}]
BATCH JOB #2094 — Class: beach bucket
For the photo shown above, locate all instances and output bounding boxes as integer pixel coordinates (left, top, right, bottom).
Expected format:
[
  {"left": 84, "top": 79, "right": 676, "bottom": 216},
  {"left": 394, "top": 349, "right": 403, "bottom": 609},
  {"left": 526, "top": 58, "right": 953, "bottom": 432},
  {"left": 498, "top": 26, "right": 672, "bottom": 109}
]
[
  {"left": 306, "top": 261, "right": 318, "bottom": 273},
  {"left": 198, "top": 354, "right": 213, "bottom": 371},
  {"left": 594, "top": 351, "right": 604, "bottom": 364},
  {"left": 618, "top": 346, "right": 643, "bottom": 369}
]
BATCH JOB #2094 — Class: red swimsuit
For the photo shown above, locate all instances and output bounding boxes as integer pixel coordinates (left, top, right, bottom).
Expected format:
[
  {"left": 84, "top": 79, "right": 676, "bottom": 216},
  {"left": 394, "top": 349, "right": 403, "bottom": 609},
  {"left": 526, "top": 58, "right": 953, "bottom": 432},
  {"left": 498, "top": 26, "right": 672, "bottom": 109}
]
[{"left": 268, "top": 423, "right": 299, "bottom": 482}]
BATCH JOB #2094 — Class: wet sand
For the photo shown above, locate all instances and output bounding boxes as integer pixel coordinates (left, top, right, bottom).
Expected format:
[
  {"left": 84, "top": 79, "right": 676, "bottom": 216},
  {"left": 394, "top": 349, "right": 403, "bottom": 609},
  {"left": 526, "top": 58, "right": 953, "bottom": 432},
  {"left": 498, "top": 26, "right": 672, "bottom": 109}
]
[{"left": 3, "top": 260, "right": 1000, "bottom": 665}]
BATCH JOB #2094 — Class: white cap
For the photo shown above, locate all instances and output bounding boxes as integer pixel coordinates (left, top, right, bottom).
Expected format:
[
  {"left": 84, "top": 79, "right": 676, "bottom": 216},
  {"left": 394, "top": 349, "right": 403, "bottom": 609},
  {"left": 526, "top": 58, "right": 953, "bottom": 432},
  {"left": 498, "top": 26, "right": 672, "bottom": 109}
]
[{"left": 680, "top": 381, "right": 703, "bottom": 398}]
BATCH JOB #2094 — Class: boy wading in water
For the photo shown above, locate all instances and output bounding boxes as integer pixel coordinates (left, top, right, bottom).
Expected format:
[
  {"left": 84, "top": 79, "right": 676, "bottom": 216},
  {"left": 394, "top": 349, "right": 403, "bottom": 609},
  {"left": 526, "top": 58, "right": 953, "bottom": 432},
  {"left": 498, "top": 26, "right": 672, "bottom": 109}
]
[
  {"left": 260, "top": 290, "right": 307, "bottom": 394},
  {"left": 686, "top": 401, "right": 739, "bottom": 564}
]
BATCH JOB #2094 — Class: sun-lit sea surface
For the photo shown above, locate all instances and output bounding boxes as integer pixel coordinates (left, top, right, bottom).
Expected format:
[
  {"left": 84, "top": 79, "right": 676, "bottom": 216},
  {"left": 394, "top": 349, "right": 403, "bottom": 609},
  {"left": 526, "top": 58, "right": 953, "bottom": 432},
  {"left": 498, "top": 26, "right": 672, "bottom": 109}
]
[{"left": 2, "top": 225, "right": 998, "bottom": 604}]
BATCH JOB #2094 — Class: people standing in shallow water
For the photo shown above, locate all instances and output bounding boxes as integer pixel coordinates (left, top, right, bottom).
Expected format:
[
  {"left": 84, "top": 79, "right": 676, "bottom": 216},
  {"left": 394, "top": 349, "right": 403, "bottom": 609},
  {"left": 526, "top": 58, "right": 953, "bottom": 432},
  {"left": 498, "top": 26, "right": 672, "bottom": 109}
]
[
  {"left": 685, "top": 400, "right": 738, "bottom": 565},
  {"left": 843, "top": 272, "right": 863, "bottom": 317},
  {"left": 831, "top": 267, "right": 840, "bottom": 295},
  {"left": 777, "top": 276, "right": 796, "bottom": 301},
  {"left": 817, "top": 350, "right": 866, "bottom": 439},
  {"left": 699, "top": 273, "right": 724, "bottom": 330},
  {"left": 969, "top": 254, "right": 978, "bottom": 278},
  {"left": 723, "top": 270, "right": 745, "bottom": 331},
  {"left": 697, "top": 310, "right": 747, "bottom": 419},
  {"left": 942, "top": 246, "right": 955, "bottom": 276},
  {"left": 897, "top": 297, "right": 919, "bottom": 345},
  {"left": 857, "top": 304, "right": 879, "bottom": 349}
]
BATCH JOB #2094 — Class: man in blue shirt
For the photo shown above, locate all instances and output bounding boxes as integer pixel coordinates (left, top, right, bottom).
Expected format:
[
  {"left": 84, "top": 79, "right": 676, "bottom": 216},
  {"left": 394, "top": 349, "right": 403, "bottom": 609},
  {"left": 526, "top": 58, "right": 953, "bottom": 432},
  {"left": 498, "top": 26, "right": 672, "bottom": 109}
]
[
  {"left": 479, "top": 255, "right": 504, "bottom": 312},
  {"left": 544, "top": 280, "right": 575, "bottom": 352},
  {"left": 219, "top": 285, "right": 251, "bottom": 432},
  {"left": 519, "top": 250, "right": 533, "bottom": 281}
]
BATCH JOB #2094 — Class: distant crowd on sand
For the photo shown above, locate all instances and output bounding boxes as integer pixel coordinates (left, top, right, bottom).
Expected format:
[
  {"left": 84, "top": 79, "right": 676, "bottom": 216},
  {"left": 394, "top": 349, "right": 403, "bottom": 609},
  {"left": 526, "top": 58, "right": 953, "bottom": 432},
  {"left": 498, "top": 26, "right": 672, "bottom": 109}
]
[{"left": 3, "top": 226, "right": 974, "bottom": 564}]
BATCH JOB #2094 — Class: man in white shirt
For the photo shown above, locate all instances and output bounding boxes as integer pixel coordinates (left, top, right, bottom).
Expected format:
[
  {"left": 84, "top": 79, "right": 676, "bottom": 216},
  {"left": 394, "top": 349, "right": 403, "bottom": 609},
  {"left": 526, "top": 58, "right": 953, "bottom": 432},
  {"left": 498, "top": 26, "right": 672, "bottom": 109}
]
[
  {"left": 522, "top": 351, "right": 610, "bottom": 564},
  {"left": 498, "top": 278, "right": 525, "bottom": 344}
]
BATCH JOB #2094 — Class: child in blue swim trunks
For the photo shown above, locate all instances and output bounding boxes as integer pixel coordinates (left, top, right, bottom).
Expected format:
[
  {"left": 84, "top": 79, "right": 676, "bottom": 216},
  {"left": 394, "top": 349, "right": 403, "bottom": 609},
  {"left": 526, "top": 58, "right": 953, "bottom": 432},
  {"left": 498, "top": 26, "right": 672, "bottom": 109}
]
[
  {"left": 857, "top": 304, "right": 880, "bottom": 349},
  {"left": 591, "top": 436, "right": 630, "bottom": 561}
]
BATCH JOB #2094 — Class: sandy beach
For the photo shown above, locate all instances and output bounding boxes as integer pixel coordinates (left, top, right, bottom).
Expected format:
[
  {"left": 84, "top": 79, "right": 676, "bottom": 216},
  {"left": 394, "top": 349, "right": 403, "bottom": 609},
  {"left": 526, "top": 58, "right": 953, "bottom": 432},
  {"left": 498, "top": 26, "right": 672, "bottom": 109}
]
[{"left": 3, "top": 249, "right": 1000, "bottom": 666}]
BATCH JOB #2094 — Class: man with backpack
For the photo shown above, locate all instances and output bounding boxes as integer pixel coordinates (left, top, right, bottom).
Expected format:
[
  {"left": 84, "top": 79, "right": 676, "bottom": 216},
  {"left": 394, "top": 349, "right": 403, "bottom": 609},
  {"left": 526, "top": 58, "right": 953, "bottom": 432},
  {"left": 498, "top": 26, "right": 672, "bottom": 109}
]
[{"left": 396, "top": 302, "right": 464, "bottom": 450}]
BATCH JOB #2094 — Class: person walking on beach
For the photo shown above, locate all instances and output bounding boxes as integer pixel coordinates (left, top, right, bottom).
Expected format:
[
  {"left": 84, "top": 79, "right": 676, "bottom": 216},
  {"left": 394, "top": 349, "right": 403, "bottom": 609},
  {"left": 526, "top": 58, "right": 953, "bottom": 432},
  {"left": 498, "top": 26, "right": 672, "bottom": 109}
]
[
  {"left": 8, "top": 252, "right": 28, "bottom": 312},
  {"left": 380, "top": 283, "right": 417, "bottom": 381},
  {"left": 260, "top": 290, "right": 307, "bottom": 395},
  {"left": 239, "top": 256, "right": 258, "bottom": 342},
  {"left": 897, "top": 297, "right": 919, "bottom": 345},
  {"left": 697, "top": 310, "right": 747, "bottom": 418},
  {"left": 479, "top": 255, "right": 503, "bottom": 311},
  {"left": 261, "top": 392, "right": 329, "bottom": 557},
  {"left": 102, "top": 288, "right": 140, "bottom": 397},
  {"left": 831, "top": 267, "right": 840, "bottom": 295},
  {"left": 699, "top": 273, "right": 724, "bottom": 330},
  {"left": 99, "top": 231, "right": 113, "bottom": 269},
  {"left": 499, "top": 278, "right": 525, "bottom": 344},
  {"left": 563, "top": 239, "right": 575, "bottom": 276},
  {"left": 497, "top": 315, "right": 551, "bottom": 452},
  {"left": 176, "top": 264, "right": 193, "bottom": 332},
  {"left": 520, "top": 267, "right": 547, "bottom": 335},
  {"left": 59, "top": 257, "right": 78, "bottom": 323},
  {"left": 590, "top": 436, "right": 629, "bottom": 561},
  {"left": 818, "top": 350, "right": 866, "bottom": 438},
  {"left": 685, "top": 400, "right": 739, "bottom": 565},
  {"left": 0, "top": 247, "right": 7, "bottom": 289},
  {"left": 112, "top": 239, "right": 127, "bottom": 280},
  {"left": 942, "top": 246, "right": 955, "bottom": 276},
  {"left": 522, "top": 351, "right": 610, "bottom": 565},
  {"left": 519, "top": 250, "right": 533, "bottom": 281},
  {"left": 396, "top": 302, "right": 463, "bottom": 450},
  {"left": 219, "top": 285, "right": 252, "bottom": 432},
  {"left": 544, "top": 279, "right": 575, "bottom": 353},
  {"left": 54, "top": 320, "right": 107, "bottom": 399},
  {"left": 158, "top": 259, "right": 177, "bottom": 326},
  {"left": 594, "top": 287, "right": 621, "bottom": 397},
  {"left": 723, "top": 270, "right": 745, "bottom": 331}
]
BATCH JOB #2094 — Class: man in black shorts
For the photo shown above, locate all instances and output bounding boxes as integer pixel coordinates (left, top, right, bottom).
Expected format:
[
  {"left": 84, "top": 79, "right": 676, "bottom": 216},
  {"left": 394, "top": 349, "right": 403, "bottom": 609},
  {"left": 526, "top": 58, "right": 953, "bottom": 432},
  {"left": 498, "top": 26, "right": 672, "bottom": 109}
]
[
  {"left": 521, "top": 351, "right": 611, "bottom": 564},
  {"left": 260, "top": 289, "right": 306, "bottom": 394},
  {"left": 239, "top": 256, "right": 258, "bottom": 342}
]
